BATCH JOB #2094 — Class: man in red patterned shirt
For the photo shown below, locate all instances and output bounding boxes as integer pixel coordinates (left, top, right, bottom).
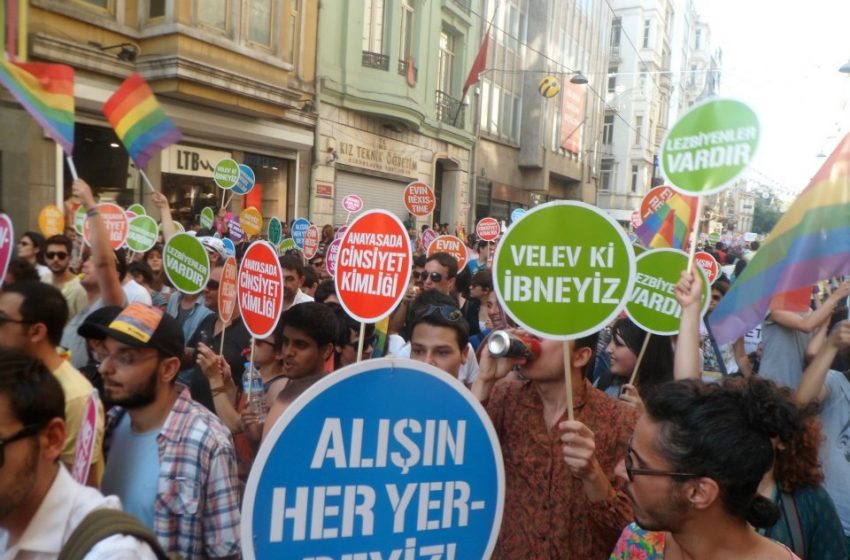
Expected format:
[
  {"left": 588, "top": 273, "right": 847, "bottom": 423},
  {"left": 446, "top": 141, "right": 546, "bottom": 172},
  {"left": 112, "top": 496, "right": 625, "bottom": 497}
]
[{"left": 472, "top": 329, "right": 638, "bottom": 559}]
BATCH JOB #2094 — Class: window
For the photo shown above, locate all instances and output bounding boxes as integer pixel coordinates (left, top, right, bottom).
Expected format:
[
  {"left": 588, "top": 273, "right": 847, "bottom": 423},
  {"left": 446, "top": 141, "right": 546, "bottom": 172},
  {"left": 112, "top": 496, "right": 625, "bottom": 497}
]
[
  {"left": 600, "top": 159, "right": 614, "bottom": 191},
  {"left": 399, "top": 0, "right": 415, "bottom": 62},
  {"left": 638, "top": 64, "right": 647, "bottom": 95},
  {"left": 603, "top": 113, "right": 614, "bottom": 144},
  {"left": 78, "top": 0, "right": 109, "bottom": 9},
  {"left": 362, "top": 0, "right": 385, "bottom": 53},
  {"left": 631, "top": 164, "right": 640, "bottom": 192},
  {"left": 648, "top": 118, "right": 654, "bottom": 144},
  {"left": 642, "top": 19, "right": 651, "bottom": 48},
  {"left": 634, "top": 115, "right": 643, "bottom": 146},
  {"left": 695, "top": 28, "right": 702, "bottom": 49},
  {"left": 198, "top": 0, "right": 228, "bottom": 30},
  {"left": 149, "top": 0, "right": 165, "bottom": 19},
  {"left": 608, "top": 65, "right": 618, "bottom": 93},
  {"left": 437, "top": 30, "right": 455, "bottom": 95},
  {"left": 248, "top": 0, "right": 273, "bottom": 46},
  {"left": 288, "top": 0, "right": 300, "bottom": 60},
  {"left": 610, "top": 17, "right": 621, "bottom": 48},
  {"left": 479, "top": 81, "right": 490, "bottom": 130}
]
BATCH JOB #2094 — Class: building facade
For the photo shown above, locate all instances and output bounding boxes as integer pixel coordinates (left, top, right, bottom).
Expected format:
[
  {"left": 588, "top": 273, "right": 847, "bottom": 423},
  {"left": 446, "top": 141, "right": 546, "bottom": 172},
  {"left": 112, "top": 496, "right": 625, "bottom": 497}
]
[
  {"left": 472, "top": 0, "right": 611, "bottom": 224},
  {"left": 311, "top": 0, "right": 481, "bottom": 231},
  {"left": 1, "top": 0, "right": 317, "bottom": 231}
]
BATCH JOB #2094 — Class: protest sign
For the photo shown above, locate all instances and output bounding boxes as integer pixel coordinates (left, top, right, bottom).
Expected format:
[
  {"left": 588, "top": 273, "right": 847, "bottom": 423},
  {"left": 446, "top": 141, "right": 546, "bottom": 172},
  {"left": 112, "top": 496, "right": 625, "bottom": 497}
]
[
  {"left": 83, "top": 203, "right": 129, "bottom": 250},
  {"left": 127, "top": 203, "right": 146, "bottom": 216},
  {"left": 222, "top": 237, "right": 236, "bottom": 257},
  {"left": 38, "top": 205, "right": 64, "bottom": 237},
  {"left": 403, "top": 181, "right": 435, "bottom": 217},
  {"left": 661, "top": 98, "right": 760, "bottom": 195},
  {"left": 291, "top": 217, "right": 311, "bottom": 249},
  {"left": 427, "top": 235, "right": 469, "bottom": 271},
  {"left": 219, "top": 256, "right": 239, "bottom": 323},
  {"left": 708, "top": 232, "right": 721, "bottom": 245},
  {"left": 240, "top": 207, "right": 263, "bottom": 237},
  {"left": 228, "top": 216, "right": 245, "bottom": 242},
  {"left": 303, "top": 224, "right": 320, "bottom": 260},
  {"left": 476, "top": 218, "right": 500, "bottom": 242},
  {"left": 626, "top": 248, "right": 709, "bottom": 336},
  {"left": 420, "top": 227, "right": 437, "bottom": 251},
  {"left": 233, "top": 164, "right": 256, "bottom": 195},
  {"left": 694, "top": 251, "right": 720, "bottom": 284},
  {"left": 200, "top": 207, "right": 215, "bottom": 230},
  {"left": 0, "top": 215, "right": 13, "bottom": 285},
  {"left": 242, "top": 357, "right": 504, "bottom": 560},
  {"left": 239, "top": 241, "right": 284, "bottom": 339},
  {"left": 71, "top": 391, "right": 99, "bottom": 484},
  {"left": 267, "top": 217, "right": 282, "bottom": 246},
  {"left": 126, "top": 215, "right": 159, "bottom": 253},
  {"left": 74, "top": 206, "right": 86, "bottom": 234},
  {"left": 343, "top": 194, "right": 364, "bottom": 214},
  {"left": 630, "top": 210, "right": 642, "bottom": 229},
  {"left": 510, "top": 208, "right": 526, "bottom": 223},
  {"left": 744, "top": 231, "right": 757, "bottom": 242},
  {"left": 335, "top": 210, "right": 412, "bottom": 323},
  {"left": 325, "top": 238, "right": 342, "bottom": 276},
  {"left": 214, "top": 158, "right": 240, "bottom": 189},
  {"left": 278, "top": 238, "right": 298, "bottom": 254},
  {"left": 163, "top": 233, "right": 210, "bottom": 294},
  {"left": 334, "top": 226, "right": 348, "bottom": 241},
  {"left": 493, "top": 201, "right": 635, "bottom": 339},
  {"left": 159, "top": 221, "right": 185, "bottom": 236}
]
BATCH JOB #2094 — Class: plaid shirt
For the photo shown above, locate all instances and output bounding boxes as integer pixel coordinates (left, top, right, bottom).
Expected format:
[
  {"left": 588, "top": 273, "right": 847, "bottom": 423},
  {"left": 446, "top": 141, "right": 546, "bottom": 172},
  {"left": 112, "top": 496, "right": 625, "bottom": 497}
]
[{"left": 105, "top": 386, "right": 241, "bottom": 559}]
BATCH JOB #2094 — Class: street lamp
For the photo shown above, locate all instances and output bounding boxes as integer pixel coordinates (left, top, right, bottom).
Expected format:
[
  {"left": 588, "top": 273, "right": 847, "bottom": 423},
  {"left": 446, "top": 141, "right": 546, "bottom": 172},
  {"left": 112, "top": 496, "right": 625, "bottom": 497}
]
[{"left": 569, "top": 71, "right": 589, "bottom": 85}]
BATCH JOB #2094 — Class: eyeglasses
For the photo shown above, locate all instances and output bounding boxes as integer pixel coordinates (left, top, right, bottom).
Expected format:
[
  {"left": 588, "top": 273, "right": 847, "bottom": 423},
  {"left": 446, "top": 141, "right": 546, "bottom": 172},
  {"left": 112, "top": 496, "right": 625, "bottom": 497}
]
[
  {"left": 414, "top": 304, "right": 464, "bottom": 323},
  {"left": 205, "top": 279, "right": 220, "bottom": 290},
  {"left": 415, "top": 271, "right": 445, "bottom": 283},
  {"left": 45, "top": 251, "right": 69, "bottom": 260},
  {"left": 624, "top": 437, "right": 698, "bottom": 482},
  {"left": 0, "top": 423, "right": 43, "bottom": 468},
  {"left": 347, "top": 334, "right": 377, "bottom": 349}
]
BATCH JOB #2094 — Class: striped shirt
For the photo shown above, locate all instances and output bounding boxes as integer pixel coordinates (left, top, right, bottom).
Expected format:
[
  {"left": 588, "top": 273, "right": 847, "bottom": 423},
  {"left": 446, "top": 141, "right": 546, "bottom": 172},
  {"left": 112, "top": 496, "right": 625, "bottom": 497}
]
[{"left": 105, "top": 386, "right": 241, "bottom": 559}]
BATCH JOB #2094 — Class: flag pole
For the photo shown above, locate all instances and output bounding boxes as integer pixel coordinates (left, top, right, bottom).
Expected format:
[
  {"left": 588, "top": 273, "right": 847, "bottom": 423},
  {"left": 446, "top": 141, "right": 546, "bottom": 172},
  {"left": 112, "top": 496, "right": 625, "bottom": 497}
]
[
  {"left": 66, "top": 155, "right": 79, "bottom": 181},
  {"left": 564, "top": 340, "right": 574, "bottom": 421},
  {"left": 139, "top": 169, "right": 157, "bottom": 194},
  {"left": 687, "top": 197, "right": 703, "bottom": 272}
]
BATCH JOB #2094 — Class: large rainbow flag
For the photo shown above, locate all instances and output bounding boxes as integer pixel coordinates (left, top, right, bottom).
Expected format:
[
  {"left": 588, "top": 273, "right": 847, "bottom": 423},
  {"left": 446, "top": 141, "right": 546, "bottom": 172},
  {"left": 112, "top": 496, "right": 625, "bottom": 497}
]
[
  {"left": 103, "top": 73, "right": 182, "bottom": 168},
  {"left": 635, "top": 187, "right": 698, "bottom": 249},
  {"left": 0, "top": 60, "right": 74, "bottom": 154},
  {"left": 709, "top": 133, "right": 850, "bottom": 345}
]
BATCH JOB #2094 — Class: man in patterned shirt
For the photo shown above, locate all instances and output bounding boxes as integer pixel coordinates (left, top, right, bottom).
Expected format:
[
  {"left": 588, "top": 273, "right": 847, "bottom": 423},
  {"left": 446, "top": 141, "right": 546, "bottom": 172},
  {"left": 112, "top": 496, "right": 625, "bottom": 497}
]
[
  {"left": 472, "top": 329, "right": 638, "bottom": 559},
  {"left": 85, "top": 303, "right": 240, "bottom": 559}
]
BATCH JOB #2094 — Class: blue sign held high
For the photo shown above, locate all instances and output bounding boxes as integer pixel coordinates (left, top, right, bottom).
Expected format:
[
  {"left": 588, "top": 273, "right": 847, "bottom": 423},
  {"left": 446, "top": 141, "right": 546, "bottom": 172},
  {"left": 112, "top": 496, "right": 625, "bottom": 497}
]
[
  {"left": 291, "top": 217, "right": 311, "bottom": 249},
  {"left": 233, "top": 164, "right": 256, "bottom": 195}
]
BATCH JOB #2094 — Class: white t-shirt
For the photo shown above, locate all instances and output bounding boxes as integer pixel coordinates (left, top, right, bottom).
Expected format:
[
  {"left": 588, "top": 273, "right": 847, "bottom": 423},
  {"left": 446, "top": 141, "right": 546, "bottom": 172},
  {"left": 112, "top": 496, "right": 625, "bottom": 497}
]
[
  {"left": 122, "top": 279, "right": 152, "bottom": 306},
  {"left": 392, "top": 341, "right": 479, "bottom": 385}
]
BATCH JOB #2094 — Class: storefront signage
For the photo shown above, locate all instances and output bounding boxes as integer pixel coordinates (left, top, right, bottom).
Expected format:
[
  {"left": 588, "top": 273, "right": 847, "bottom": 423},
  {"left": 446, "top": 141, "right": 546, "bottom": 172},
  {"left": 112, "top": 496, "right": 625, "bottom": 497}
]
[
  {"left": 219, "top": 256, "right": 239, "bottom": 323},
  {"left": 476, "top": 218, "right": 500, "bottom": 242},
  {"left": 126, "top": 215, "right": 159, "bottom": 253},
  {"left": 427, "top": 235, "right": 469, "bottom": 271},
  {"left": 335, "top": 126, "right": 419, "bottom": 177},
  {"left": 316, "top": 182, "right": 333, "bottom": 198},
  {"left": 403, "top": 181, "right": 435, "bottom": 217},
  {"left": 83, "top": 203, "right": 129, "bottom": 250},
  {"left": 38, "top": 205, "right": 64, "bottom": 237},
  {"left": 238, "top": 241, "right": 284, "bottom": 339},
  {"left": 163, "top": 233, "right": 211, "bottom": 295},
  {"left": 161, "top": 144, "right": 232, "bottom": 178}
]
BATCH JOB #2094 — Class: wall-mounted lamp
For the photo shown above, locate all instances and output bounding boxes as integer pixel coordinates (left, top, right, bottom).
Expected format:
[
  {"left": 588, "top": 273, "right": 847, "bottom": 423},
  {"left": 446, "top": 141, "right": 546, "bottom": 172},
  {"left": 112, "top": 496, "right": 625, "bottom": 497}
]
[
  {"left": 569, "top": 71, "right": 589, "bottom": 85},
  {"left": 88, "top": 41, "right": 140, "bottom": 62}
]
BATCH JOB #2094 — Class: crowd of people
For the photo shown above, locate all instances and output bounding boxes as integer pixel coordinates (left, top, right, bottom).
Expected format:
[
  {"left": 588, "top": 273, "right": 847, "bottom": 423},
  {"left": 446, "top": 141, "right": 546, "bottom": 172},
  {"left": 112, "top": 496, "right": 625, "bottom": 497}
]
[{"left": 1, "top": 179, "right": 848, "bottom": 559}]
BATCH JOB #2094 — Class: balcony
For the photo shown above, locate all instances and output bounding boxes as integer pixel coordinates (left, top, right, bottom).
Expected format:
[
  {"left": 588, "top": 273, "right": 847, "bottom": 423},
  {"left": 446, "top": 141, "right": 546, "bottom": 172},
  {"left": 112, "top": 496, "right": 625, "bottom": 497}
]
[
  {"left": 361, "top": 51, "right": 389, "bottom": 70},
  {"left": 398, "top": 59, "right": 418, "bottom": 81},
  {"left": 610, "top": 45, "right": 621, "bottom": 60},
  {"left": 655, "top": 124, "right": 666, "bottom": 147},
  {"left": 435, "top": 90, "right": 465, "bottom": 127}
]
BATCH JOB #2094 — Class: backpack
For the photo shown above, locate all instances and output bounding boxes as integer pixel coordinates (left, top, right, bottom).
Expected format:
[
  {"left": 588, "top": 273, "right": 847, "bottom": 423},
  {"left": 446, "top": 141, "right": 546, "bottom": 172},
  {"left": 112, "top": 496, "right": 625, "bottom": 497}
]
[{"left": 58, "top": 508, "right": 176, "bottom": 560}]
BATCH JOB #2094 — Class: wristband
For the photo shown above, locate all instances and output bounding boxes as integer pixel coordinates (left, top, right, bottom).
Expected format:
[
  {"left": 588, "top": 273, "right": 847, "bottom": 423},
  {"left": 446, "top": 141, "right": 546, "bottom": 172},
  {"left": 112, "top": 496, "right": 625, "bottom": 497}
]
[{"left": 210, "top": 385, "right": 227, "bottom": 396}]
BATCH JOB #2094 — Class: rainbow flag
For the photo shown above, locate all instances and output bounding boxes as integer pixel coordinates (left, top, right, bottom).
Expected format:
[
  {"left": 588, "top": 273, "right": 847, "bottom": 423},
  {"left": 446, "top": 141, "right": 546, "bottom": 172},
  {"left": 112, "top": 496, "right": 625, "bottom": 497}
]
[
  {"left": 709, "top": 133, "right": 850, "bottom": 345},
  {"left": 635, "top": 189, "right": 698, "bottom": 249},
  {"left": 103, "top": 73, "right": 181, "bottom": 168},
  {"left": 0, "top": 60, "right": 74, "bottom": 154}
]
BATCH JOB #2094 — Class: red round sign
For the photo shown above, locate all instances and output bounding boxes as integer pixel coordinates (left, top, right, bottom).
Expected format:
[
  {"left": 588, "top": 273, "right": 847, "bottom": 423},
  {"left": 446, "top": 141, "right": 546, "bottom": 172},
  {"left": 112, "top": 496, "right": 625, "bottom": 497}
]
[
  {"left": 475, "top": 218, "right": 500, "bottom": 242},
  {"left": 325, "top": 238, "right": 342, "bottom": 277},
  {"left": 427, "top": 235, "right": 469, "bottom": 271},
  {"left": 403, "top": 181, "right": 436, "bottom": 217},
  {"left": 335, "top": 210, "right": 412, "bottom": 323},
  {"left": 303, "top": 225, "right": 320, "bottom": 260},
  {"left": 342, "top": 194, "right": 364, "bottom": 213},
  {"left": 238, "top": 241, "right": 284, "bottom": 339},
  {"left": 83, "top": 203, "right": 129, "bottom": 250},
  {"left": 694, "top": 251, "right": 720, "bottom": 285},
  {"left": 218, "top": 256, "right": 239, "bottom": 323},
  {"left": 640, "top": 185, "right": 696, "bottom": 220}
]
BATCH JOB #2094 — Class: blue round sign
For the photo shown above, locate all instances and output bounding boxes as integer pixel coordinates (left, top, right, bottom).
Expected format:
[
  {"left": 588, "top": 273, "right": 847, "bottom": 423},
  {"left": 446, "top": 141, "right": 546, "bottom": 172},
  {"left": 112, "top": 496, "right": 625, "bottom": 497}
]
[
  {"left": 510, "top": 207, "right": 526, "bottom": 223},
  {"left": 242, "top": 358, "right": 504, "bottom": 560},
  {"left": 222, "top": 237, "right": 236, "bottom": 257},
  {"left": 291, "top": 217, "right": 311, "bottom": 249},
  {"left": 232, "top": 164, "right": 256, "bottom": 195}
]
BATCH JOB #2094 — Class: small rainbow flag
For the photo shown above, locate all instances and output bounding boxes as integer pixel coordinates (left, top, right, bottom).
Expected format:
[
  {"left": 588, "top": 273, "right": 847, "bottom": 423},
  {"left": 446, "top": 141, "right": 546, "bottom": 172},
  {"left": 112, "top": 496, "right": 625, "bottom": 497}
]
[
  {"left": 635, "top": 187, "right": 698, "bottom": 249},
  {"left": 103, "top": 73, "right": 182, "bottom": 168},
  {"left": 0, "top": 60, "right": 74, "bottom": 154},
  {"left": 710, "top": 133, "right": 850, "bottom": 345}
]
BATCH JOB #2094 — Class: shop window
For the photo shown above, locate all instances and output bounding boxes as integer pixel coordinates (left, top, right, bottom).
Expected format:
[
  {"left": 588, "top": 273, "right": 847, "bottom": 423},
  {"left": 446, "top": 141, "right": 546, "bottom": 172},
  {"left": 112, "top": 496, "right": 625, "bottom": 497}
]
[
  {"left": 64, "top": 124, "right": 131, "bottom": 206},
  {"left": 244, "top": 153, "right": 288, "bottom": 220}
]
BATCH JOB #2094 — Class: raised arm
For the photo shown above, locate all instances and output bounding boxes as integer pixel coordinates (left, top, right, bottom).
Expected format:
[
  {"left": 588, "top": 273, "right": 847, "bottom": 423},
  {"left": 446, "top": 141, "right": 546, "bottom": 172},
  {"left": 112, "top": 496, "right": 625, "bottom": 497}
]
[
  {"left": 73, "top": 179, "right": 124, "bottom": 306},
  {"left": 771, "top": 281, "right": 850, "bottom": 333},
  {"left": 673, "top": 268, "right": 703, "bottom": 380},
  {"left": 152, "top": 191, "right": 178, "bottom": 241},
  {"left": 796, "top": 320, "right": 850, "bottom": 405}
]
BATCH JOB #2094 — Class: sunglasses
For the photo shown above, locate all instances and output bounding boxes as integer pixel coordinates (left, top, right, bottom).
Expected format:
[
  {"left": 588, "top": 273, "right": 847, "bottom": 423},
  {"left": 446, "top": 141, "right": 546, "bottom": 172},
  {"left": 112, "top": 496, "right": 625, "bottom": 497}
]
[
  {"left": 45, "top": 251, "right": 69, "bottom": 260},
  {"left": 414, "top": 304, "right": 464, "bottom": 323},
  {"left": 624, "top": 436, "right": 698, "bottom": 482},
  {"left": 415, "top": 271, "right": 445, "bottom": 283},
  {"left": 347, "top": 334, "right": 377, "bottom": 349},
  {"left": 205, "top": 279, "right": 220, "bottom": 290},
  {"left": 0, "top": 423, "right": 44, "bottom": 468}
]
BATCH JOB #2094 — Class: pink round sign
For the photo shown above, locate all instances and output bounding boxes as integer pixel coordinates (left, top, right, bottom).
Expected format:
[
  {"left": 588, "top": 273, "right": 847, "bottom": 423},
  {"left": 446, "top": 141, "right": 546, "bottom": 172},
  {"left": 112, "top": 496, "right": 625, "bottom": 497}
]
[
  {"left": 0, "top": 214, "right": 14, "bottom": 286},
  {"left": 342, "top": 194, "right": 364, "bottom": 214},
  {"left": 325, "top": 238, "right": 342, "bottom": 276}
]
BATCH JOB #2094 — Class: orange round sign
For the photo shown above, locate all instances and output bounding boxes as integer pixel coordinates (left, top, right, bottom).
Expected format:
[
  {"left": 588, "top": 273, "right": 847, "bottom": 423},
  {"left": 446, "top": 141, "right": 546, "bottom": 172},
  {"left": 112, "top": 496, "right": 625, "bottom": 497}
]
[
  {"left": 335, "top": 210, "right": 412, "bottom": 323},
  {"left": 82, "top": 203, "right": 129, "bottom": 250},
  {"left": 303, "top": 224, "right": 320, "bottom": 260},
  {"left": 38, "top": 205, "right": 65, "bottom": 237},
  {"left": 403, "top": 181, "right": 436, "bottom": 217},
  {"left": 427, "top": 235, "right": 469, "bottom": 271},
  {"left": 694, "top": 251, "right": 720, "bottom": 285},
  {"left": 475, "top": 217, "right": 500, "bottom": 242},
  {"left": 218, "top": 256, "right": 239, "bottom": 323},
  {"left": 238, "top": 241, "right": 284, "bottom": 339}
]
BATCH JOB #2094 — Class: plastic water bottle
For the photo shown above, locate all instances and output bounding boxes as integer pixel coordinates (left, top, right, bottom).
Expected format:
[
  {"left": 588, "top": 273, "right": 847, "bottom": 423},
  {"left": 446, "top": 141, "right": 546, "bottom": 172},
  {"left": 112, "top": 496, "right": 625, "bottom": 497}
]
[{"left": 242, "top": 362, "right": 267, "bottom": 420}]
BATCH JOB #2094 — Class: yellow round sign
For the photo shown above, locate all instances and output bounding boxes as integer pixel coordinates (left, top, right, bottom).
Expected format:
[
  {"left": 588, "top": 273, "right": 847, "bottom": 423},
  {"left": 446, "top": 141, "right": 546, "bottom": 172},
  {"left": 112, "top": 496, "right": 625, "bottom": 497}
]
[
  {"left": 239, "top": 207, "right": 263, "bottom": 237},
  {"left": 38, "top": 205, "right": 65, "bottom": 237}
]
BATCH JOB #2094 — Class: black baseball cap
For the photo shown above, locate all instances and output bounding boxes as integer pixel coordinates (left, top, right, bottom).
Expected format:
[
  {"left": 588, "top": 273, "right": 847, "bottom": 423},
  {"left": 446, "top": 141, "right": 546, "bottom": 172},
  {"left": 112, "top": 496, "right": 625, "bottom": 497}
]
[{"left": 78, "top": 303, "right": 184, "bottom": 358}]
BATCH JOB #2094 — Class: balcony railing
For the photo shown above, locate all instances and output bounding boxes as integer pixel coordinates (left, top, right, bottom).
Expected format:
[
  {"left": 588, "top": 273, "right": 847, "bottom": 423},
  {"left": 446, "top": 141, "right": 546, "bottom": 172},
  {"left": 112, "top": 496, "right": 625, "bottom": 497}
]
[
  {"left": 398, "top": 59, "right": 418, "bottom": 80},
  {"left": 435, "top": 90, "right": 465, "bottom": 126},
  {"left": 361, "top": 51, "right": 389, "bottom": 70}
]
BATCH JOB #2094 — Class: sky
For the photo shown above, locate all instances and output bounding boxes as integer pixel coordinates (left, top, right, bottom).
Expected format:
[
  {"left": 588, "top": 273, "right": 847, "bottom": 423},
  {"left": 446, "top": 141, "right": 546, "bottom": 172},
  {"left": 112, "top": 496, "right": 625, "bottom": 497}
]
[{"left": 695, "top": 0, "right": 850, "bottom": 195}]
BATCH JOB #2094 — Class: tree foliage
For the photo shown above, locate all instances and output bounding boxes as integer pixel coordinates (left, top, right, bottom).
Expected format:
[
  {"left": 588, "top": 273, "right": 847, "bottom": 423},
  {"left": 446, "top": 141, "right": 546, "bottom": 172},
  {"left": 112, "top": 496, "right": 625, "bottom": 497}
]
[{"left": 752, "top": 193, "right": 783, "bottom": 234}]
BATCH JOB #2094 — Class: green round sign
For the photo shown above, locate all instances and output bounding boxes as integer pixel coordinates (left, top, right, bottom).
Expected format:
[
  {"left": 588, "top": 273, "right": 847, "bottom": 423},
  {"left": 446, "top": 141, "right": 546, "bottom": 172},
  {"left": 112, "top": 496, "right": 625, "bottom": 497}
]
[
  {"left": 268, "top": 217, "right": 282, "bottom": 246},
  {"left": 278, "top": 237, "right": 297, "bottom": 254},
  {"left": 661, "top": 98, "right": 760, "bottom": 195},
  {"left": 213, "top": 158, "right": 240, "bottom": 190},
  {"left": 163, "top": 233, "right": 210, "bottom": 294},
  {"left": 625, "top": 248, "right": 710, "bottom": 336},
  {"left": 127, "top": 203, "right": 146, "bottom": 216},
  {"left": 159, "top": 221, "right": 185, "bottom": 235},
  {"left": 708, "top": 232, "right": 721, "bottom": 245},
  {"left": 200, "top": 207, "right": 215, "bottom": 230},
  {"left": 126, "top": 215, "right": 159, "bottom": 253},
  {"left": 493, "top": 201, "right": 635, "bottom": 340},
  {"left": 74, "top": 206, "right": 86, "bottom": 235}
]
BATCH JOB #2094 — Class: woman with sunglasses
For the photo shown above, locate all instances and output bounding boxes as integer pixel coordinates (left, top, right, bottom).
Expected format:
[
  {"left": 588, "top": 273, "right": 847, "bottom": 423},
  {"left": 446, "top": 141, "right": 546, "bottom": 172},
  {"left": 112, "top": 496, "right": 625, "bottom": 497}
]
[{"left": 16, "top": 231, "right": 50, "bottom": 281}]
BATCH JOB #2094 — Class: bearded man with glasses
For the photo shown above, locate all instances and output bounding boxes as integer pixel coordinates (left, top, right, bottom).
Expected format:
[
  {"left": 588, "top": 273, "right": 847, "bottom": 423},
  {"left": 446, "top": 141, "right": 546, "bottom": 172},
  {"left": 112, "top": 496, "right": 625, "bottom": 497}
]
[{"left": 44, "top": 234, "right": 87, "bottom": 319}]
